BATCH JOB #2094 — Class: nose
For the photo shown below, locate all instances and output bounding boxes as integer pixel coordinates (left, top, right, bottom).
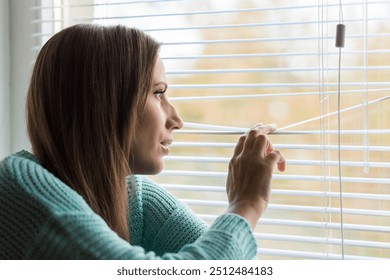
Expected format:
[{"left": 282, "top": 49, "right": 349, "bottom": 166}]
[{"left": 167, "top": 103, "right": 184, "bottom": 131}]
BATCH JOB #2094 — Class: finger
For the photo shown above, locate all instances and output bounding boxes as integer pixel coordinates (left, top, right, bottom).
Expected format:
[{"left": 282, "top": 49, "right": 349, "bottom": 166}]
[
  {"left": 266, "top": 150, "right": 286, "bottom": 172},
  {"left": 252, "top": 123, "right": 278, "bottom": 134},
  {"left": 233, "top": 135, "right": 246, "bottom": 157},
  {"left": 277, "top": 151, "right": 287, "bottom": 172},
  {"left": 252, "top": 130, "right": 275, "bottom": 156},
  {"left": 252, "top": 134, "right": 269, "bottom": 156},
  {"left": 266, "top": 140, "right": 274, "bottom": 155},
  {"left": 243, "top": 124, "right": 276, "bottom": 153},
  {"left": 278, "top": 160, "right": 286, "bottom": 172},
  {"left": 250, "top": 122, "right": 263, "bottom": 129},
  {"left": 242, "top": 129, "right": 259, "bottom": 153}
]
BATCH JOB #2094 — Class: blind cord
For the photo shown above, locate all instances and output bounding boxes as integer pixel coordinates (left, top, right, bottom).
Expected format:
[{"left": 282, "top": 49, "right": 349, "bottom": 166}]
[{"left": 336, "top": 0, "right": 345, "bottom": 260}]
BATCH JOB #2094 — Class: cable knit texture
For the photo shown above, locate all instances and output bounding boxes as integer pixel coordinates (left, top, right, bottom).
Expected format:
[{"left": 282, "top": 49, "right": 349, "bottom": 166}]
[{"left": 0, "top": 151, "right": 257, "bottom": 259}]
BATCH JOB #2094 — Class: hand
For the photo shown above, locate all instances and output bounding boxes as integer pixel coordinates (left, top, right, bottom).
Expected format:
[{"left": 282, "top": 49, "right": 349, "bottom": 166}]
[{"left": 226, "top": 124, "right": 286, "bottom": 229}]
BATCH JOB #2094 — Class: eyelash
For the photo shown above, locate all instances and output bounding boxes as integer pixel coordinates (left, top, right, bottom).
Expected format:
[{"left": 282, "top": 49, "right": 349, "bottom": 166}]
[{"left": 154, "top": 90, "right": 166, "bottom": 96}]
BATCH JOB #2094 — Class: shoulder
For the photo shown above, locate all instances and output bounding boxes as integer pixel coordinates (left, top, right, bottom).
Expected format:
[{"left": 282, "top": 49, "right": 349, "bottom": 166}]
[
  {"left": 127, "top": 175, "right": 178, "bottom": 211},
  {"left": 0, "top": 151, "right": 95, "bottom": 259},
  {"left": 0, "top": 150, "right": 91, "bottom": 213},
  {"left": 126, "top": 175, "right": 179, "bottom": 227}
]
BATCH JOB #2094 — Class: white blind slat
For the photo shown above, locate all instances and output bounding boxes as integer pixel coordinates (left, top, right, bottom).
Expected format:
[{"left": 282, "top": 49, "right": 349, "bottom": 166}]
[
  {"left": 169, "top": 89, "right": 390, "bottom": 101},
  {"left": 31, "top": 1, "right": 390, "bottom": 20},
  {"left": 175, "top": 129, "right": 390, "bottom": 135},
  {"left": 31, "top": 17, "right": 390, "bottom": 33},
  {"left": 253, "top": 233, "right": 390, "bottom": 249},
  {"left": 166, "top": 66, "right": 390, "bottom": 75},
  {"left": 162, "top": 184, "right": 390, "bottom": 201},
  {"left": 180, "top": 199, "right": 390, "bottom": 217},
  {"left": 171, "top": 142, "right": 390, "bottom": 152},
  {"left": 142, "top": 17, "right": 390, "bottom": 32},
  {"left": 199, "top": 215, "right": 390, "bottom": 233},
  {"left": 257, "top": 248, "right": 384, "bottom": 260},
  {"left": 168, "top": 82, "right": 390, "bottom": 89},
  {"left": 161, "top": 50, "right": 390, "bottom": 60},
  {"left": 164, "top": 156, "right": 390, "bottom": 168},
  {"left": 161, "top": 170, "right": 390, "bottom": 185},
  {"left": 31, "top": 0, "right": 180, "bottom": 10}
]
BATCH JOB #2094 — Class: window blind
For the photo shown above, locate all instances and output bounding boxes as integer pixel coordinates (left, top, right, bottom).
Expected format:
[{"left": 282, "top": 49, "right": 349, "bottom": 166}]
[{"left": 31, "top": 0, "right": 390, "bottom": 259}]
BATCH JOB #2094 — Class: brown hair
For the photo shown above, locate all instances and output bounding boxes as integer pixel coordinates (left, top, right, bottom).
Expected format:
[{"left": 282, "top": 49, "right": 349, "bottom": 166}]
[{"left": 26, "top": 24, "right": 160, "bottom": 241}]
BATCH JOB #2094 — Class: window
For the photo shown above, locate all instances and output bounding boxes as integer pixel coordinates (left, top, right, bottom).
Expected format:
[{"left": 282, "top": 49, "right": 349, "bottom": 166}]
[{"left": 32, "top": 0, "right": 390, "bottom": 259}]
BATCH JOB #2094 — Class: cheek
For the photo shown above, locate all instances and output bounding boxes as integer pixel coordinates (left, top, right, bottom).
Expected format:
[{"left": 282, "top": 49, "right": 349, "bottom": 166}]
[
  {"left": 144, "top": 101, "right": 165, "bottom": 132},
  {"left": 129, "top": 100, "right": 166, "bottom": 174},
  {"left": 135, "top": 101, "right": 165, "bottom": 148},
  {"left": 141, "top": 115, "right": 162, "bottom": 141}
]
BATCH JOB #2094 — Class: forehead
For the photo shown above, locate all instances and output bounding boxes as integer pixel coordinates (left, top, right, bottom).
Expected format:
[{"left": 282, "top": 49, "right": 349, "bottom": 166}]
[{"left": 152, "top": 57, "right": 166, "bottom": 82}]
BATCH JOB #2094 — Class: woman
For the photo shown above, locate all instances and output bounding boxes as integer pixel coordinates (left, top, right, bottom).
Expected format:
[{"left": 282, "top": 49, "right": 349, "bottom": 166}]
[{"left": 0, "top": 24, "right": 285, "bottom": 259}]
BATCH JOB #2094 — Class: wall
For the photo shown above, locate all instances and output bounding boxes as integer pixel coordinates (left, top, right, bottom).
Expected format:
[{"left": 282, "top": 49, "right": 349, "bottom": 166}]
[
  {"left": 7, "top": 0, "right": 38, "bottom": 156},
  {"left": 0, "top": 0, "right": 10, "bottom": 158}
]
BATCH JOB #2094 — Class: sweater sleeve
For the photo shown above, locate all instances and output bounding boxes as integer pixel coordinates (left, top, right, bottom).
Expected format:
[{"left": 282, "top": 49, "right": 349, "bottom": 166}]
[
  {"left": 126, "top": 176, "right": 257, "bottom": 259},
  {"left": 127, "top": 176, "right": 209, "bottom": 255},
  {"left": 26, "top": 210, "right": 257, "bottom": 260}
]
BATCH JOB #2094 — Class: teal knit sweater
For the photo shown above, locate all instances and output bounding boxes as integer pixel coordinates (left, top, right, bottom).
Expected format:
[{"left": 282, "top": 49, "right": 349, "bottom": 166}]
[{"left": 0, "top": 151, "right": 257, "bottom": 259}]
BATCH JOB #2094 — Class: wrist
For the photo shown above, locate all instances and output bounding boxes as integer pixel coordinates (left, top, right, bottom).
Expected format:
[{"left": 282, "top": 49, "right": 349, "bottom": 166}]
[{"left": 226, "top": 199, "right": 268, "bottom": 230}]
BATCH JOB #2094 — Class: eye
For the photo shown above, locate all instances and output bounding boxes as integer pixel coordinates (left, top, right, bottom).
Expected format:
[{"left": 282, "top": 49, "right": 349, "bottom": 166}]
[
  {"left": 154, "top": 89, "right": 166, "bottom": 98},
  {"left": 154, "top": 91, "right": 165, "bottom": 96}
]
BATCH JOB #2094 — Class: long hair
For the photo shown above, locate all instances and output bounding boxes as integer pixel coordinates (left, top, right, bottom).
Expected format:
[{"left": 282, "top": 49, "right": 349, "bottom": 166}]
[{"left": 26, "top": 24, "right": 160, "bottom": 241}]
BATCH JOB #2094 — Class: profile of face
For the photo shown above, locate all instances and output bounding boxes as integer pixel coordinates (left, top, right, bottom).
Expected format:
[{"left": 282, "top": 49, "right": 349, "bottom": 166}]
[{"left": 130, "top": 57, "right": 183, "bottom": 174}]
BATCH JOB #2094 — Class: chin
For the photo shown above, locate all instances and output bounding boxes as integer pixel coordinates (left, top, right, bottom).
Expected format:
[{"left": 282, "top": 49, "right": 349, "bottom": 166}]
[
  {"left": 146, "top": 166, "right": 164, "bottom": 175},
  {"left": 133, "top": 161, "right": 164, "bottom": 175}
]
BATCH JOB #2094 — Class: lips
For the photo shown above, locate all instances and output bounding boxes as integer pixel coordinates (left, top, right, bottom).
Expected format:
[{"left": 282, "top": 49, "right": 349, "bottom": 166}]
[
  {"left": 160, "top": 139, "right": 173, "bottom": 155},
  {"left": 161, "top": 139, "right": 173, "bottom": 146}
]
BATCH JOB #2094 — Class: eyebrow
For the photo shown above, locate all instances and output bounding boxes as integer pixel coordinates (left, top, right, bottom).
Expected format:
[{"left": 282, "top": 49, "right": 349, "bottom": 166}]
[{"left": 153, "top": 82, "right": 168, "bottom": 89}]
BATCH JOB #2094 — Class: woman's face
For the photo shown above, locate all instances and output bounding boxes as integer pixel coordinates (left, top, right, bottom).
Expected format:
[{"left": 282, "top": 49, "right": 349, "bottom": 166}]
[{"left": 130, "top": 57, "right": 183, "bottom": 174}]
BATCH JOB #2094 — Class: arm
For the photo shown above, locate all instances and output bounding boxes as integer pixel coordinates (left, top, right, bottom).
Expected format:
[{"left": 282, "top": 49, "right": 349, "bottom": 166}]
[
  {"left": 26, "top": 209, "right": 256, "bottom": 260},
  {"left": 25, "top": 177, "right": 255, "bottom": 260},
  {"left": 127, "top": 176, "right": 209, "bottom": 256}
]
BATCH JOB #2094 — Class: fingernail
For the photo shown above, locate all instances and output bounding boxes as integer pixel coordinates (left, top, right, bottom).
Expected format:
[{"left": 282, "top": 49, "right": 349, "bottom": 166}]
[
  {"left": 251, "top": 123, "right": 263, "bottom": 129},
  {"left": 270, "top": 124, "right": 278, "bottom": 129}
]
